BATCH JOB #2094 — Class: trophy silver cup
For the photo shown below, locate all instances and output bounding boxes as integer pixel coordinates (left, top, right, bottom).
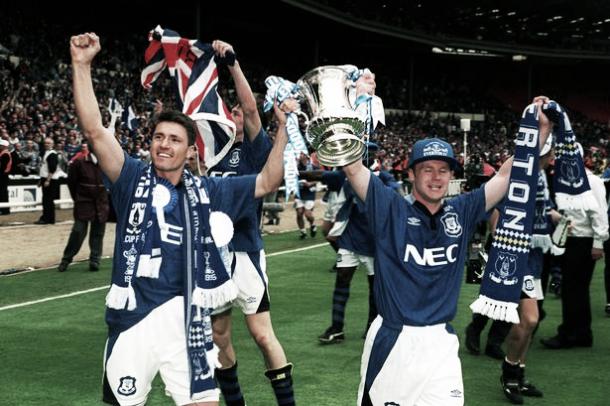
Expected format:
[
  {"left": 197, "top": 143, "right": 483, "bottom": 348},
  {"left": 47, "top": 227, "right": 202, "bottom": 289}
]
[{"left": 297, "top": 66, "right": 366, "bottom": 167}]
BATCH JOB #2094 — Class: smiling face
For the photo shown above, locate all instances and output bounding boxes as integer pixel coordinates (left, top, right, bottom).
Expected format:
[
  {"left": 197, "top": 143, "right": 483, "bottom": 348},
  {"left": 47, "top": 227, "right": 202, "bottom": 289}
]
[
  {"left": 150, "top": 121, "right": 190, "bottom": 184},
  {"left": 409, "top": 160, "right": 453, "bottom": 211}
]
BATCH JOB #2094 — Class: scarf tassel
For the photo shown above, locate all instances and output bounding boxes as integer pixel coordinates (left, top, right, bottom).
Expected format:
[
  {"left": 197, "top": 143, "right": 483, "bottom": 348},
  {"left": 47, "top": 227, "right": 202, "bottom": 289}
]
[
  {"left": 191, "top": 280, "right": 238, "bottom": 310},
  {"left": 470, "top": 295, "right": 519, "bottom": 324},
  {"left": 105, "top": 282, "right": 137, "bottom": 311}
]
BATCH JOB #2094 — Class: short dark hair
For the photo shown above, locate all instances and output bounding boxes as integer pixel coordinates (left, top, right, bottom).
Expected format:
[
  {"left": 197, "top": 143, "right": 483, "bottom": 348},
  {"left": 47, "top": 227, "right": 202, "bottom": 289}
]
[{"left": 151, "top": 110, "right": 197, "bottom": 146}]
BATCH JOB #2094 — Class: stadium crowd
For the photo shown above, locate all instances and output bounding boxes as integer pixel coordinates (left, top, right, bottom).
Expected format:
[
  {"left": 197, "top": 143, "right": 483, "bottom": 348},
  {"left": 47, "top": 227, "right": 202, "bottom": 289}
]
[{"left": 2, "top": 22, "right": 610, "bottom": 186}]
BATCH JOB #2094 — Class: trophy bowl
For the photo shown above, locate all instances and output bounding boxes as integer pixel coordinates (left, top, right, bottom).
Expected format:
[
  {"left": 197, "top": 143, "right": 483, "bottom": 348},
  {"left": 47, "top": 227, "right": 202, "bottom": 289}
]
[{"left": 297, "top": 66, "right": 366, "bottom": 167}]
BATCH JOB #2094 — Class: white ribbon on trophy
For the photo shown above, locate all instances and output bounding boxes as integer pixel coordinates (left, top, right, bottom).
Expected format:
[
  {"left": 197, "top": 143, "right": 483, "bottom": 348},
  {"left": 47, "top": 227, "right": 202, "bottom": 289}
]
[
  {"left": 342, "top": 66, "right": 385, "bottom": 136},
  {"left": 264, "top": 76, "right": 308, "bottom": 198}
]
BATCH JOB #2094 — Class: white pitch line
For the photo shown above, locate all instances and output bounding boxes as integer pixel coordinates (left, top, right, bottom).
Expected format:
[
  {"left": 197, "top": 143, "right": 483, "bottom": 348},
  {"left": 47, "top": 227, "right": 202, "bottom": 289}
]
[
  {"left": 266, "top": 242, "right": 328, "bottom": 257},
  {"left": 0, "top": 286, "right": 109, "bottom": 311},
  {"left": 0, "top": 243, "right": 329, "bottom": 311}
]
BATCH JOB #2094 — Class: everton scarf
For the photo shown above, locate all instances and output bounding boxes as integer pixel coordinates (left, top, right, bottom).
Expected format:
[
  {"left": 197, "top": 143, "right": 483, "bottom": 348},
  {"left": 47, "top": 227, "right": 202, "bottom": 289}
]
[
  {"left": 545, "top": 101, "right": 597, "bottom": 211},
  {"left": 263, "top": 75, "right": 308, "bottom": 198},
  {"left": 142, "top": 25, "right": 236, "bottom": 169},
  {"left": 470, "top": 103, "right": 541, "bottom": 323},
  {"left": 531, "top": 170, "right": 565, "bottom": 256},
  {"left": 106, "top": 164, "right": 237, "bottom": 396}
]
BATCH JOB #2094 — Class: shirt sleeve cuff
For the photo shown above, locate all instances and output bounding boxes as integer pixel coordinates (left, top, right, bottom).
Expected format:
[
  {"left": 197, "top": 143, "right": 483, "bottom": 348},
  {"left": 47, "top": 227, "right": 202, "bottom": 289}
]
[{"left": 593, "top": 239, "right": 604, "bottom": 249}]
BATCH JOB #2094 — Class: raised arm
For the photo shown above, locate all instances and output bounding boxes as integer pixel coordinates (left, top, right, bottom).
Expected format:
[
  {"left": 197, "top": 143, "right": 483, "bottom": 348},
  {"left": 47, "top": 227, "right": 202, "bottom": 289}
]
[
  {"left": 337, "top": 70, "right": 378, "bottom": 201},
  {"left": 71, "top": 33, "right": 124, "bottom": 183},
  {"left": 484, "top": 96, "right": 552, "bottom": 211},
  {"left": 299, "top": 170, "right": 326, "bottom": 182},
  {"left": 212, "top": 40, "right": 261, "bottom": 141},
  {"left": 342, "top": 160, "right": 371, "bottom": 202},
  {"left": 255, "top": 104, "right": 288, "bottom": 198}
]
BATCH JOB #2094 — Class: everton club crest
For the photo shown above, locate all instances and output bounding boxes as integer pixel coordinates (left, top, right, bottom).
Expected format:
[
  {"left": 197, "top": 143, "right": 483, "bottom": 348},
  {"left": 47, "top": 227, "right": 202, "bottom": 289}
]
[
  {"left": 441, "top": 212, "right": 462, "bottom": 238},
  {"left": 558, "top": 157, "right": 583, "bottom": 188},
  {"left": 228, "top": 148, "right": 241, "bottom": 168},
  {"left": 489, "top": 251, "right": 518, "bottom": 285},
  {"left": 117, "top": 376, "right": 136, "bottom": 396}
]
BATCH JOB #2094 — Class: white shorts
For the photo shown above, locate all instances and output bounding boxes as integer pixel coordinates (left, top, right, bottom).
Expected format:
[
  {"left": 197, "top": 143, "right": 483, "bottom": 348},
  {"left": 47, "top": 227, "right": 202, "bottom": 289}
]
[
  {"left": 322, "top": 191, "right": 345, "bottom": 222},
  {"left": 522, "top": 276, "right": 544, "bottom": 300},
  {"left": 103, "top": 297, "right": 219, "bottom": 406},
  {"left": 358, "top": 316, "right": 464, "bottom": 406},
  {"left": 336, "top": 248, "right": 375, "bottom": 276},
  {"left": 294, "top": 199, "right": 315, "bottom": 211},
  {"left": 212, "top": 250, "right": 269, "bottom": 315}
]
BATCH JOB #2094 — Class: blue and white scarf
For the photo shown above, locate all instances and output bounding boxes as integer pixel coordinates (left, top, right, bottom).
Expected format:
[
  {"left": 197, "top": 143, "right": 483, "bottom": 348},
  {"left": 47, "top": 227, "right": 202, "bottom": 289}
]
[
  {"left": 106, "top": 165, "right": 237, "bottom": 397},
  {"left": 531, "top": 170, "right": 565, "bottom": 256},
  {"left": 263, "top": 76, "right": 308, "bottom": 198},
  {"left": 545, "top": 101, "right": 597, "bottom": 211},
  {"left": 344, "top": 66, "right": 385, "bottom": 135},
  {"left": 470, "top": 103, "right": 541, "bottom": 323}
]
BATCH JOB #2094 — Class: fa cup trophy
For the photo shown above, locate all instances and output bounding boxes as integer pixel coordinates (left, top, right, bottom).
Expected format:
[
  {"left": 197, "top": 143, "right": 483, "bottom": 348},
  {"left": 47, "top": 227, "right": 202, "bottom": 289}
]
[{"left": 297, "top": 65, "right": 368, "bottom": 167}]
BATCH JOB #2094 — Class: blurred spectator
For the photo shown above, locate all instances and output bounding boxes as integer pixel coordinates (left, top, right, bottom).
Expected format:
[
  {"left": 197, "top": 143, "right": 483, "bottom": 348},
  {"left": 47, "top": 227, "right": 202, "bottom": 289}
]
[
  {"left": 0, "top": 138, "right": 11, "bottom": 214},
  {"left": 9, "top": 141, "right": 26, "bottom": 175},
  {"left": 35, "top": 137, "right": 63, "bottom": 224},
  {"left": 58, "top": 151, "right": 109, "bottom": 272},
  {"left": 21, "top": 139, "right": 40, "bottom": 175}
]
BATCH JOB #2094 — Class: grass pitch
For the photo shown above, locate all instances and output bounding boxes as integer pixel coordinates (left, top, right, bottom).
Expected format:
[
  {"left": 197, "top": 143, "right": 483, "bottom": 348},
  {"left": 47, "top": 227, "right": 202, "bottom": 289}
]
[{"left": 1, "top": 231, "right": 608, "bottom": 405}]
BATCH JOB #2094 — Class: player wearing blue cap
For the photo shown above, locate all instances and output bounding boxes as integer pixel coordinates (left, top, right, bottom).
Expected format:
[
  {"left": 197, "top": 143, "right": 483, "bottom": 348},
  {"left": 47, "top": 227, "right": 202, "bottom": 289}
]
[{"left": 342, "top": 75, "right": 552, "bottom": 406}]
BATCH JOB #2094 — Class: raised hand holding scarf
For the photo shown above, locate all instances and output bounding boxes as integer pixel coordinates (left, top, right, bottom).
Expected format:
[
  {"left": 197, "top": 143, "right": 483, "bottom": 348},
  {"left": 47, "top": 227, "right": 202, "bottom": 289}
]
[
  {"left": 470, "top": 103, "right": 542, "bottom": 323},
  {"left": 545, "top": 101, "right": 598, "bottom": 211}
]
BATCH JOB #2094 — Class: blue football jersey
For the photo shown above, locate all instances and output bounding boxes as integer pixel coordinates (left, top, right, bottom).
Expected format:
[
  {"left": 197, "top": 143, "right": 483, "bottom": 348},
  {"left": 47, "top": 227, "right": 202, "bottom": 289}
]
[
  {"left": 105, "top": 154, "right": 256, "bottom": 335},
  {"left": 365, "top": 174, "right": 487, "bottom": 326},
  {"left": 298, "top": 161, "right": 319, "bottom": 201},
  {"left": 208, "top": 128, "right": 272, "bottom": 252}
]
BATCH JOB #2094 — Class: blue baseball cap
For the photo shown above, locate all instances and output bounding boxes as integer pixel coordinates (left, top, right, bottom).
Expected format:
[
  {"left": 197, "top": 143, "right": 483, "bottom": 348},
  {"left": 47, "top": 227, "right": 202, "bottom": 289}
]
[{"left": 409, "top": 138, "right": 457, "bottom": 170}]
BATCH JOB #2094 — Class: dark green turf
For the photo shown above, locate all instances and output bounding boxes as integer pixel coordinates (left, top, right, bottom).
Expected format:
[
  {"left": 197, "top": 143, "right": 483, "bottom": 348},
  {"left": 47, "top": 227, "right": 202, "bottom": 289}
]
[{"left": 1, "top": 232, "right": 608, "bottom": 405}]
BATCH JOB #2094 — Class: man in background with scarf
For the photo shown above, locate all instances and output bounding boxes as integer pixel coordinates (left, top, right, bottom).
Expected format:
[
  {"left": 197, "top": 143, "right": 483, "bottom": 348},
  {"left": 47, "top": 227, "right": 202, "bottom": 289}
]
[
  {"left": 207, "top": 39, "right": 295, "bottom": 406},
  {"left": 71, "top": 32, "right": 288, "bottom": 406},
  {"left": 499, "top": 134, "right": 561, "bottom": 404}
]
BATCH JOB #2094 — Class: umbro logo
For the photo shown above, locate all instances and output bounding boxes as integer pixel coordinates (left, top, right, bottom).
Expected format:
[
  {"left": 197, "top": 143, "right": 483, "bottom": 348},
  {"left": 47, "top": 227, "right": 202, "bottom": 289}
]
[
  {"left": 407, "top": 217, "right": 421, "bottom": 226},
  {"left": 450, "top": 389, "right": 462, "bottom": 398}
]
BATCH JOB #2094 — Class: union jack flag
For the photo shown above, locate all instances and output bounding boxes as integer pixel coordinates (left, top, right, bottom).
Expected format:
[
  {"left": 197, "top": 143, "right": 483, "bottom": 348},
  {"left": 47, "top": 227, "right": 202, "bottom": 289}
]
[{"left": 141, "top": 25, "right": 235, "bottom": 169}]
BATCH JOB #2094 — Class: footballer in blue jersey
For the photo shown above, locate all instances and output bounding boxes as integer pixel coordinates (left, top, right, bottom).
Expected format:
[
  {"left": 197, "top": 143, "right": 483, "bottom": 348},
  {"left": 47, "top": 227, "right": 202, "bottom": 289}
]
[
  {"left": 71, "top": 33, "right": 288, "bottom": 406},
  {"left": 295, "top": 152, "right": 320, "bottom": 239},
  {"left": 207, "top": 39, "right": 294, "bottom": 406},
  {"left": 339, "top": 78, "right": 552, "bottom": 406}
]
